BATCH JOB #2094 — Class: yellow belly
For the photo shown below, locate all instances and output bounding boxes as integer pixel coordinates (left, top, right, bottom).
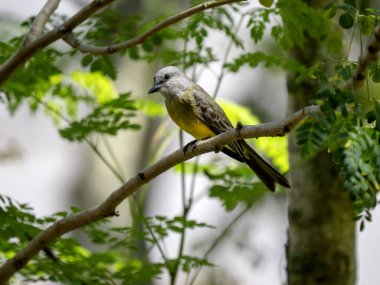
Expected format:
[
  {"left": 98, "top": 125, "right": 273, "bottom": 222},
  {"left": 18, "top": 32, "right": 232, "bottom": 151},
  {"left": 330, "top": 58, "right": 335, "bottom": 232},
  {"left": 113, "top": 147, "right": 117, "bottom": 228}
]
[
  {"left": 166, "top": 97, "right": 215, "bottom": 139},
  {"left": 178, "top": 117, "right": 215, "bottom": 139}
]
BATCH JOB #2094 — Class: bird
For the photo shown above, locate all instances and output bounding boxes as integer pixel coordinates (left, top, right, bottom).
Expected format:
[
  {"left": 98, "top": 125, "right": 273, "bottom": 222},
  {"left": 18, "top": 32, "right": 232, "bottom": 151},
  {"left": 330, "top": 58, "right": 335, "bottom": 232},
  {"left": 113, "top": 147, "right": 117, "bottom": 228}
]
[{"left": 148, "top": 66, "right": 290, "bottom": 192}]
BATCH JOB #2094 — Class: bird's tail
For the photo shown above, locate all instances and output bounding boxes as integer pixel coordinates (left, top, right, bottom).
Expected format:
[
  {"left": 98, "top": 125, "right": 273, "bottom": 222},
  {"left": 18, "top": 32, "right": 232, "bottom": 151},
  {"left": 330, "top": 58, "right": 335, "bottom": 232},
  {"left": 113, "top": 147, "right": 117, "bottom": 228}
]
[{"left": 238, "top": 140, "right": 290, "bottom": 192}]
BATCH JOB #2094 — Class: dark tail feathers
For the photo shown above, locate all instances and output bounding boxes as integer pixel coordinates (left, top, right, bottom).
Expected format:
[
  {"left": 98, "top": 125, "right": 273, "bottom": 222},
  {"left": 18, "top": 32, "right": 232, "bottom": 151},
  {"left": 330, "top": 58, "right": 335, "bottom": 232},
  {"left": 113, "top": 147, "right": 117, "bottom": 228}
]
[{"left": 222, "top": 140, "right": 290, "bottom": 192}]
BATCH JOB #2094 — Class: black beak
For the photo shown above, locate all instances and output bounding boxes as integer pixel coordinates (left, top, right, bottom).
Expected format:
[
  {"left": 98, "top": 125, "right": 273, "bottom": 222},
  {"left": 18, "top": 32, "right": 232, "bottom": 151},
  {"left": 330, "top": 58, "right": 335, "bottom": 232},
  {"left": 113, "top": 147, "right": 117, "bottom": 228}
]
[{"left": 148, "top": 85, "right": 160, "bottom": 94}]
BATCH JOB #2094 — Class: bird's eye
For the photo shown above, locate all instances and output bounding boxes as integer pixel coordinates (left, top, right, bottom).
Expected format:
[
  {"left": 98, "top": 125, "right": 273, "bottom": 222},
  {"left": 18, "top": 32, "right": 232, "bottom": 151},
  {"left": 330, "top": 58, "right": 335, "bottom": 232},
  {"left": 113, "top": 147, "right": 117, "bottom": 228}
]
[{"left": 164, "top": 74, "right": 170, "bottom": 80}]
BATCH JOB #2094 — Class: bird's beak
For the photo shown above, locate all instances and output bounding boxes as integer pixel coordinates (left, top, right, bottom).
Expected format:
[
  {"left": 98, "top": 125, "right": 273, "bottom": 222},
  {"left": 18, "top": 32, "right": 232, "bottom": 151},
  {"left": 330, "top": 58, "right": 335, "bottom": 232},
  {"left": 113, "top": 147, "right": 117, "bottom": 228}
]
[{"left": 148, "top": 84, "right": 160, "bottom": 94}]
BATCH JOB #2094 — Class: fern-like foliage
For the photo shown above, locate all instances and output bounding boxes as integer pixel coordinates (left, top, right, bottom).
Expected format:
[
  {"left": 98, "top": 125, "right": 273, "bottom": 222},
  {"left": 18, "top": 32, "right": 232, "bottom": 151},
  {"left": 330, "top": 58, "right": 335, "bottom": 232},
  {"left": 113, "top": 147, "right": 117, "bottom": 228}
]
[
  {"left": 296, "top": 84, "right": 380, "bottom": 224},
  {"left": 333, "top": 125, "right": 380, "bottom": 230}
]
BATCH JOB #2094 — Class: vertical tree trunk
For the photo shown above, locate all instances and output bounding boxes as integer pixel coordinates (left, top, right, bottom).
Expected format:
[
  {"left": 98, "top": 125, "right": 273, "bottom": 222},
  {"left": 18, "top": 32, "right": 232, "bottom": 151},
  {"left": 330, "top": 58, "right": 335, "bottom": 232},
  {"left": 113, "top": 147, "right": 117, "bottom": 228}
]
[{"left": 286, "top": 2, "right": 356, "bottom": 284}]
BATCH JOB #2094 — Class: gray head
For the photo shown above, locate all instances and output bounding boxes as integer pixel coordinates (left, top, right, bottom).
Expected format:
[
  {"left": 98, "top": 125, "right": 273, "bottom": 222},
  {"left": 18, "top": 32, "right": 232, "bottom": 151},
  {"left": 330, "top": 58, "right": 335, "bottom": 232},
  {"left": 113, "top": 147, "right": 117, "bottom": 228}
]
[{"left": 148, "top": 66, "right": 192, "bottom": 96}]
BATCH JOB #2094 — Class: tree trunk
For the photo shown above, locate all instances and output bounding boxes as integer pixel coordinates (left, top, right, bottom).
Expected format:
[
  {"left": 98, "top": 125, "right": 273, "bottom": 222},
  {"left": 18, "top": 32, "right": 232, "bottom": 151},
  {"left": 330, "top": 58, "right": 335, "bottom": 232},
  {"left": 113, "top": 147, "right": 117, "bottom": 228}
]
[
  {"left": 286, "top": 142, "right": 356, "bottom": 284},
  {"left": 286, "top": 2, "right": 356, "bottom": 284}
]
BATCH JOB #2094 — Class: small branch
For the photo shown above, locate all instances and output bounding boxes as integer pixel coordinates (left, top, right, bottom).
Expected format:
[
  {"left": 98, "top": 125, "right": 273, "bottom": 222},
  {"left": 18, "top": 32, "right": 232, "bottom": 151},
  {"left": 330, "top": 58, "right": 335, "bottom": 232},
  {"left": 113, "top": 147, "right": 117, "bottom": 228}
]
[
  {"left": 350, "top": 25, "right": 380, "bottom": 90},
  {"left": 0, "top": 105, "right": 319, "bottom": 284},
  {"left": 62, "top": 0, "right": 245, "bottom": 55},
  {"left": 24, "top": 0, "right": 62, "bottom": 45},
  {"left": 0, "top": 0, "right": 116, "bottom": 86},
  {"left": 0, "top": 0, "right": 244, "bottom": 87}
]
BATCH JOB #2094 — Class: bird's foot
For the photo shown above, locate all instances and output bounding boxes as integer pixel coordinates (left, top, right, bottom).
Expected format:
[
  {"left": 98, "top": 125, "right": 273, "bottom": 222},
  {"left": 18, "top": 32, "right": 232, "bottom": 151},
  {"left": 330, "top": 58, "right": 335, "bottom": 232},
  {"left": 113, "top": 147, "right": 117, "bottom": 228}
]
[
  {"left": 236, "top": 121, "right": 243, "bottom": 131},
  {"left": 214, "top": 145, "right": 222, "bottom": 153},
  {"left": 183, "top": 139, "right": 199, "bottom": 154}
]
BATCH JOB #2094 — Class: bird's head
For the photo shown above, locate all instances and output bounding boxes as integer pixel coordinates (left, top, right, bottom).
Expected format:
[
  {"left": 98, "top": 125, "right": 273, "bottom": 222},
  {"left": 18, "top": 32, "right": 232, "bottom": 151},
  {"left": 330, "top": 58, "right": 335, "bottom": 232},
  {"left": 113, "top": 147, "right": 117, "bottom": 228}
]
[{"left": 148, "top": 66, "right": 187, "bottom": 96}]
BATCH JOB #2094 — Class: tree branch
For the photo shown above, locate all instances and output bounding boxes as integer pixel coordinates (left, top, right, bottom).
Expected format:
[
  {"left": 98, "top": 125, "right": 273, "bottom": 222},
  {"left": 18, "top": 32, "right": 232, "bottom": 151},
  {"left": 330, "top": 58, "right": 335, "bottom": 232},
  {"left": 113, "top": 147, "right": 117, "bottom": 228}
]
[
  {"left": 0, "top": 105, "right": 319, "bottom": 284},
  {"left": 0, "top": 0, "right": 244, "bottom": 86},
  {"left": 0, "top": 0, "right": 116, "bottom": 86},
  {"left": 350, "top": 25, "right": 380, "bottom": 90},
  {"left": 24, "top": 0, "right": 62, "bottom": 45},
  {"left": 62, "top": 0, "right": 246, "bottom": 55}
]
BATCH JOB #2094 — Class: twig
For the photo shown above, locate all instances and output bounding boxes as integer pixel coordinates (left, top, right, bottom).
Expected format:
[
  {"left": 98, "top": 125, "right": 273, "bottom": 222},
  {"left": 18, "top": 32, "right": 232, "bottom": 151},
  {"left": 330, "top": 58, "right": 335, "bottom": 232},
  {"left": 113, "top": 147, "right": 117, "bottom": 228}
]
[
  {"left": 24, "top": 0, "right": 61, "bottom": 45},
  {"left": 0, "top": 0, "right": 116, "bottom": 86},
  {"left": 62, "top": 0, "right": 246, "bottom": 55},
  {"left": 350, "top": 25, "right": 380, "bottom": 90},
  {"left": 0, "top": 104, "right": 319, "bottom": 284},
  {"left": 0, "top": 0, "right": 244, "bottom": 86}
]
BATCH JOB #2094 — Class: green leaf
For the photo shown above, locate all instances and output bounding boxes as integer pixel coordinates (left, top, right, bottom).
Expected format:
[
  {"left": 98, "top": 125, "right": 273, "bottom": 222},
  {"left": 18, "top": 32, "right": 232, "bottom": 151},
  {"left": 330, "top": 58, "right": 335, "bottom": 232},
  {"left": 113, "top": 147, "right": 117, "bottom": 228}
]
[
  {"left": 366, "top": 100, "right": 380, "bottom": 132},
  {"left": 225, "top": 51, "right": 304, "bottom": 73},
  {"left": 247, "top": 9, "right": 272, "bottom": 44},
  {"left": 296, "top": 114, "right": 331, "bottom": 158},
  {"left": 295, "top": 63, "right": 323, "bottom": 84},
  {"left": 359, "top": 15, "right": 376, "bottom": 35},
  {"left": 59, "top": 93, "right": 139, "bottom": 141},
  {"left": 339, "top": 12, "right": 355, "bottom": 29},
  {"left": 259, "top": 0, "right": 274, "bottom": 8},
  {"left": 90, "top": 55, "right": 117, "bottom": 80},
  {"left": 209, "top": 183, "right": 266, "bottom": 212},
  {"left": 81, "top": 54, "right": 93, "bottom": 67},
  {"left": 369, "top": 62, "right": 380, "bottom": 83},
  {"left": 277, "top": 0, "right": 331, "bottom": 49},
  {"left": 324, "top": 3, "right": 338, "bottom": 19}
]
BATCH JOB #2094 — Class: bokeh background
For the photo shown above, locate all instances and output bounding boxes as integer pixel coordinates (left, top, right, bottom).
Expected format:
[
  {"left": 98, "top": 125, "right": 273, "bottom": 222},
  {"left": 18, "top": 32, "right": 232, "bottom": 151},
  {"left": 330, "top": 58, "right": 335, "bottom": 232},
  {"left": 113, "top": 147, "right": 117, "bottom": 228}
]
[{"left": 1, "top": 1, "right": 379, "bottom": 284}]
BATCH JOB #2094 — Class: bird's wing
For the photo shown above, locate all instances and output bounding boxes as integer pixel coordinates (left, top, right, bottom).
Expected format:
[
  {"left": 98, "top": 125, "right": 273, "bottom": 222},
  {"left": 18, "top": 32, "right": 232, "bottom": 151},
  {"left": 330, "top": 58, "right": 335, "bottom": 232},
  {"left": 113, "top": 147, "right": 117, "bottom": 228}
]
[
  {"left": 191, "top": 88, "right": 233, "bottom": 134},
  {"left": 191, "top": 88, "right": 247, "bottom": 159}
]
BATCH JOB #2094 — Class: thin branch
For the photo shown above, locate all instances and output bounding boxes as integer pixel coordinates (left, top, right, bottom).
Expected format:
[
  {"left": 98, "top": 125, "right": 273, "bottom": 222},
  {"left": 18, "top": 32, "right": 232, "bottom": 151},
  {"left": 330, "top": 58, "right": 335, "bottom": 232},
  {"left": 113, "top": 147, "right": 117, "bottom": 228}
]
[
  {"left": 350, "top": 25, "right": 380, "bottom": 90},
  {"left": 0, "top": 0, "right": 116, "bottom": 86},
  {"left": 24, "top": 0, "right": 62, "bottom": 45},
  {"left": 62, "top": 0, "right": 245, "bottom": 55},
  {"left": 0, "top": 0, "right": 244, "bottom": 86},
  {"left": 0, "top": 105, "right": 319, "bottom": 284}
]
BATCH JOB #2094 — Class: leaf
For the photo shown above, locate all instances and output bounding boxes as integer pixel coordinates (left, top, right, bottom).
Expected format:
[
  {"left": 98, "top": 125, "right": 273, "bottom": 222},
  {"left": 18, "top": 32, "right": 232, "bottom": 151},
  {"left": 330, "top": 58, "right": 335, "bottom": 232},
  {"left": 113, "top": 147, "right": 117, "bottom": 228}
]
[
  {"left": 366, "top": 100, "right": 380, "bottom": 132},
  {"left": 225, "top": 51, "right": 304, "bottom": 73},
  {"left": 359, "top": 15, "right": 376, "bottom": 35},
  {"left": 324, "top": 3, "right": 338, "bottom": 19},
  {"left": 259, "top": 0, "right": 274, "bottom": 8},
  {"left": 209, "top": 183, "right": 266, "bottom": 212},
  {"left": 277, "top": 0, "right": 331, "bottom": 50},
  {"left": 90, "top": 55, "right": 117, "bottom": 80},
  {"left": 331, "top": 125, "right": 380, "bottom": 220},
  {"left": 296, "top": 114, "right": 330, "bottom": 158},
  {"left": 179, "top": 255, "right": 213, "bottom": 273},
  {"left": 81, "top": 54, "right": 93, "bottom": 67},
  {"left": 59, "top": 93, "right": 139, "bottom": 141},
  {"left": 247, "top": 9, "right": 272, "bottom": 44},
  {"left": 369, "top": 62, "right": 380, "bottom": 83},
  {"left": 295, "top": 63, "right": 323, "bottom": 84},
  {"left": 339, "top": 12, "right": 355, "bottom": 29}
]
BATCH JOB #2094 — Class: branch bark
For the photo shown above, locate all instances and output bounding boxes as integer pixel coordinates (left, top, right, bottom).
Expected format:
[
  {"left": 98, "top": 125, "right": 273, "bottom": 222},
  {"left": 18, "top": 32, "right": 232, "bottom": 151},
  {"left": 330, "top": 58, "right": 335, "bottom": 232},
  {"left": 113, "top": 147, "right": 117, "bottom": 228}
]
[
  {"left": 0, "top": 0, "right": 116, "bottom": 86},
  {"left": 24, "top": 0, "right": 62, "bottom": 45},
  {"left": 0, "top": 105, "right": 319, "bottom": 285},
  {"left": 62, "top": 0, "right": 245, "bottom": 55},
  {"left": 0, "top": 0, "right": 244, "bottom": 86}
]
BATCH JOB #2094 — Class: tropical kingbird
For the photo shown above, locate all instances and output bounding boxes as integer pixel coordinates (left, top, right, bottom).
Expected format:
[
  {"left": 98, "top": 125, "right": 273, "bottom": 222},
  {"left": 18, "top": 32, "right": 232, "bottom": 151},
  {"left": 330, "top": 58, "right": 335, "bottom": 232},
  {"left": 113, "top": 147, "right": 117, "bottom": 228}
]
[{"left": 148, "top": 66, "right": 290, "bottom": 191}]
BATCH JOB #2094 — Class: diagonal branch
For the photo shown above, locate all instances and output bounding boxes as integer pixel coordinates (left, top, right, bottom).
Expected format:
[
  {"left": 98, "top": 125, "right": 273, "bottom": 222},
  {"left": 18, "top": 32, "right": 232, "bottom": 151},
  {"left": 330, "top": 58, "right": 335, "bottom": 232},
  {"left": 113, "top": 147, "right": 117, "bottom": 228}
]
[
  {"left": 62, "top": 0, "right": 245, "bottom": 55},
  {"left": 0, "top": 104, "right": 319, "bottom": 285},
  {"left": 24, "top": 0, "right": 62, "bottom": 45},
  {"left": 0, "top": 0, "right": 245, "bottom": 86},
  {"left": 0, "top": 0, "right": 116, "bottom": 86}
]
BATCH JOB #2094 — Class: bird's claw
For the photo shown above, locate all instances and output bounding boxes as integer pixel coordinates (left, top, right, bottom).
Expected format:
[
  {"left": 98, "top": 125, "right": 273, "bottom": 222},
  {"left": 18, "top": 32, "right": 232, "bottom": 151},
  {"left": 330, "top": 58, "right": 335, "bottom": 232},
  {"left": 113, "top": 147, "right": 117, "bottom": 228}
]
[
  {"left": 214, "top": 145, "right": 222, "bottom": 153},
  {"left": 236, "top": 121, "right": 243, "bottom": 131},
  {"left": 183, "top": 139, "right": 199, "bottom": 154}
]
